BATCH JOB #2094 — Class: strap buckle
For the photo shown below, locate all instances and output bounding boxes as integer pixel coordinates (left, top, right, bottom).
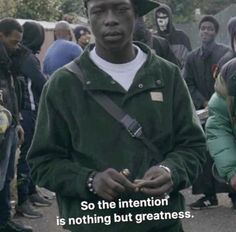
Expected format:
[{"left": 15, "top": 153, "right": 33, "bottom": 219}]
[{"left": 127, "top": 119, "right": 143, "bottom": 138}]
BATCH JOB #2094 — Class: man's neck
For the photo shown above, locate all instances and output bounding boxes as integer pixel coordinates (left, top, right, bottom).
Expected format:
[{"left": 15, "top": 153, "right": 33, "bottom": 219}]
[{"left": 95, "top": 44, "right": 137, "bottom": 64}]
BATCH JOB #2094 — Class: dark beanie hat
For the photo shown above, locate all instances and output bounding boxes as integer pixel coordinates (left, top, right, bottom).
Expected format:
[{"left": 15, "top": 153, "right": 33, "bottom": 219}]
[
  {"left": 74, "top": 26, "right": 91, "bottom": 40},
  {"left": 199, "top": 15, "right": 219, "bottom": 33}
]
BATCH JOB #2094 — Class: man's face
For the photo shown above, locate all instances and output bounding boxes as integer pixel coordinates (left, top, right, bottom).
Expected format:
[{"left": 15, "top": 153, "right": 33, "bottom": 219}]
[
  {"left": 156, "top": 12, "right": 169, "bottom": 31},
  {"left": 199, "top": 21, "right": 216, "bottom": 43},
  {"left": 0, "top": 30, "right": 22, "bottom": 54},
  {"left": 87, "top": 0, "right": 136, "bottom": 54},
  {"left": 78, "top": 32, "right": 91, "bottom": 46}
]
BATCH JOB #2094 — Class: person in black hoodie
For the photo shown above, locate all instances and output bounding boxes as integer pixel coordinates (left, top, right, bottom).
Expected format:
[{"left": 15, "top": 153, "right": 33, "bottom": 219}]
[
  {"left": 133, "top": 17, "right": 180, "bottom": 67},
  {"left": 155, "top": 3, "right": 192, "bottom": 68},
  {"left": 12, "top": 21, "right": 51, "bottom": 220},
  {"left": 217, "top": 17, "right": 236, "bottom": 71}
]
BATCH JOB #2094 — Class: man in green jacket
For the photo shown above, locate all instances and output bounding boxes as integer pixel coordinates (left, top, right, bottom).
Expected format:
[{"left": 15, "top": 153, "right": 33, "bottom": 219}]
[
  {"left": 28, "top": 0, "right": 206, "bottom": 231},
  {"left": 206, "top": 57, "right": 236, "bottom": 209}
]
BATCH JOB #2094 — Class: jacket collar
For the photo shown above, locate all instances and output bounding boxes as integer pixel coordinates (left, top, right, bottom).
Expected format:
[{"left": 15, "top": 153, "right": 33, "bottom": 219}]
[{"left": 75, "top": 42, "right": 165, "bottom": 95}]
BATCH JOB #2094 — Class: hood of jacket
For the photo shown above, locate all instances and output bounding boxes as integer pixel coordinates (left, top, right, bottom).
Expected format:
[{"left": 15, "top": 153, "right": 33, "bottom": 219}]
[
  {"left": 22, "top": 21, "right": 45, "bottom": 54},
  {"left": 155, "top": 4, "right": 174, "bottom": 37},
  {"left": 220, "top": 58, "right": 236, "bottom": 96},
  {"left": 227, "top": 17, "right": 236, "bottom": 53}
]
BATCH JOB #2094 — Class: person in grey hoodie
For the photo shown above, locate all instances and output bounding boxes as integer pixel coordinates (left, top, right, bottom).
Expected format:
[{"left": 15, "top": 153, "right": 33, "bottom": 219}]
[{"left": 155, "top": 3, "right": 192, "bottom": 68}]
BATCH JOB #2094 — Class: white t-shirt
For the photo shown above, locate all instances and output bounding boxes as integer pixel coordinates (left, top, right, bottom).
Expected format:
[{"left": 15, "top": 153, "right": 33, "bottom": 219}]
[{"left": 89, "top": 45, "right": 147, "bottom": 91}]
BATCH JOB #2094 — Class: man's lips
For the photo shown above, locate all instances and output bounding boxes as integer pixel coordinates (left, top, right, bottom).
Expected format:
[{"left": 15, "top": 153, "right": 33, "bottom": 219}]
[{"left": 104, "top": 31, "right": 123, "bottom": 41}]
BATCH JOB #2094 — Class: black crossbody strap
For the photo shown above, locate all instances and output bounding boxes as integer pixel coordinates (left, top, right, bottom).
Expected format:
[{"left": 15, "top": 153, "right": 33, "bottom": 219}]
[{"left": 65, "top": 61, "right": 159, "bottom": 155}]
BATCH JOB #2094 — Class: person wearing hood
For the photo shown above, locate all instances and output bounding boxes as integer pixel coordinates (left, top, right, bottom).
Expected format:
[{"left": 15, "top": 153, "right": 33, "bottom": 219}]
[
  {"left": 184, "top": 15, "right": 235, "bottom": 210},
  {"left": 206, "top": 57, "right": 236, "bottom": 209},
  {"left": 12, "top": 21, "right": 51, "bottom": 220},
  {"left": 217, "top": 17, "right": 236, "bottom": 70},
  {"left": 155, "top": 3, "right": 192, "bottom": 68},
  {"left": 133, "top": 17, "right": 180, "bottom": 67}
]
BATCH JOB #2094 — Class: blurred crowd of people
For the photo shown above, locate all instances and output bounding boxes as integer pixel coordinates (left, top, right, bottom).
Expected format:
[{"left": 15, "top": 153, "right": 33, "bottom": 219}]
[{"left": 0, "top": 0, "right": 236, "bottom": 231}]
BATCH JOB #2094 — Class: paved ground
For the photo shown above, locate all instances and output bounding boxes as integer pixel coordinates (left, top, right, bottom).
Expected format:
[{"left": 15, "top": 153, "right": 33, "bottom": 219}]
[{"left": 12, "top": 187, "right": 236, "bottom": 232}]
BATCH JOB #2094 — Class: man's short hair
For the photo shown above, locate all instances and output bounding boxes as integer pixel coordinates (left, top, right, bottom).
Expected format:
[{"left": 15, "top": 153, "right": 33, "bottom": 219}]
[
  {"left": 0, "top": 18, "right": 23, "bottom": 36},
  {"left": 55, "top": 21, "right": 71, "bottom": 31},
  {"left": 199, "top": 15, "right": 219, "bottom": 33}
]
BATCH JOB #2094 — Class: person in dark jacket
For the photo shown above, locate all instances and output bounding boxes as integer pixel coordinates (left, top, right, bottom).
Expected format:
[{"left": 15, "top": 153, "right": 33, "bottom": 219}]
[
  {"left": 27, "top": 0, "right": 206, "bottom": 231},
  {"left": 133, "top": 17, "right": 180, "bottom": 67},
  {"left": 184, "top": 15, "right": 236, "bottom": 210},
  {"left": 216, "top": 17, "right": 236, "bottom": 71},
  {"left": 0, "top": 18, "right": 32, "bottom": 232},
  {"left": 154, "top": 3, "right": 192, "bottom": 68},
  {"left": 13, "top": 21, "right": 51, "bottom": 220}
]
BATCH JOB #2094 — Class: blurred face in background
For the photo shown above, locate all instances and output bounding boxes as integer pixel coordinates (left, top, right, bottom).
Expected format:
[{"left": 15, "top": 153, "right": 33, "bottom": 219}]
[
  {"left": 199, "top": 21, "right": 217, "bottom": 44},
  {"left": 156, "top": 12, "right": 169, "bottom": 31},
  {"left": 78, "top": 31, "right": 91, "bottom": 47},
  {"left": 0, "top": 30, "right": 22, "bottom": 54}
]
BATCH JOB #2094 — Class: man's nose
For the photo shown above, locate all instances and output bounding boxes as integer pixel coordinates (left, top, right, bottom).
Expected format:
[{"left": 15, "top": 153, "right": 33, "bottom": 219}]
[{"left": 104, "top": 10, "right": 119, "bottom": 26}]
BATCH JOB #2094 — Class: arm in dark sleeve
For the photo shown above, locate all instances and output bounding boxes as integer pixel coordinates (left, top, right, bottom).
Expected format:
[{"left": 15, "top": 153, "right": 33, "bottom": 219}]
[
  {"left": 161, "top": 67, "right": 207, "bottom": 190},
  {"left": 21, "top": 54, "right": 46, "bottom": 95},
  {"left": 27, "top": 75, "right": 93, "bottom": 199},
  {"left": 183, "top": 55, "right": 206, "bottom": 109},
  {"left": 152, "top": 36, "right": 180, "bottom": 67}
]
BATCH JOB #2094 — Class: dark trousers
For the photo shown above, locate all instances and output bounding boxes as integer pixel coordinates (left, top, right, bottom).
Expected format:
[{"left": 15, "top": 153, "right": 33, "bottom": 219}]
[
  {"left": 0, "top": 127, "right": 17, "bottom": 225},
  {"left": 17, "top": 110, "right": 37, "bottom": 205}
]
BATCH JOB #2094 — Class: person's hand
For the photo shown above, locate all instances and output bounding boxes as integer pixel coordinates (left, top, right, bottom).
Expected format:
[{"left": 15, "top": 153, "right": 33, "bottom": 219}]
[
  {"left": 134, "top": 165, "right": 173, "bottom": 197},
  {"left": 203, "top": 101, "right": 208, "bottom": 108},
  {"left": 230, "top": 174, "right": 236, "bottom": 191},
  {"left": 16, "top": 125, "right": 24, "bottom": 146},
  {"left": 93, "top": 168, "right": 136, "bottom": 201}
]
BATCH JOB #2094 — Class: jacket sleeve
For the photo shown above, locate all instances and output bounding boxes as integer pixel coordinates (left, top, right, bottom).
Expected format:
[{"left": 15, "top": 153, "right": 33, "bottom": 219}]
[
  {"left": 161, "top": 67, "right": 207, "bottom": 190},
  {"left": 206, "top": 93, "right": 236, "bottom": 182},
  {"left": 21, "top": 54, "right": 46, "bottom": 96},
  {"left": 27, "top": 79, "right": 94, "bottom": 199},
  {"left": 183, "top": 55, "right": 206, "bottom": 109}
]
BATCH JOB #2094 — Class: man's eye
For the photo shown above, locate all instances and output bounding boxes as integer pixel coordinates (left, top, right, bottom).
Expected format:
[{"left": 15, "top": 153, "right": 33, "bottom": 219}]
[
  {"left": 117, "top": 7, "right": 130, "bottom": 13},
  {"left": 91, "top": 9, "right": 103, "bottom": 14}
]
